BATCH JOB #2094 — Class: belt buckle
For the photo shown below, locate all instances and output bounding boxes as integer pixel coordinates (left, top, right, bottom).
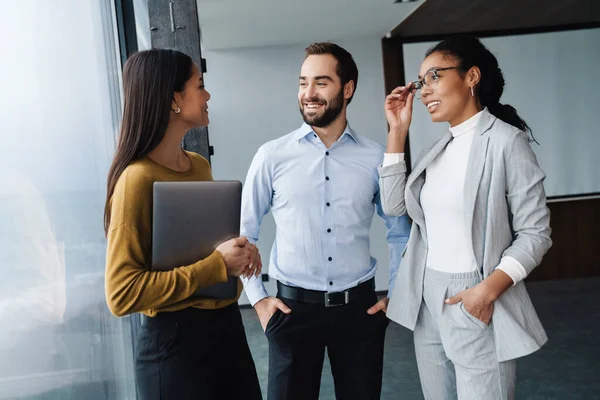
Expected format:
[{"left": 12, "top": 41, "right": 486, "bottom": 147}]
[{"left": 324, "top": 290, "right": 350, "bottom": 307}]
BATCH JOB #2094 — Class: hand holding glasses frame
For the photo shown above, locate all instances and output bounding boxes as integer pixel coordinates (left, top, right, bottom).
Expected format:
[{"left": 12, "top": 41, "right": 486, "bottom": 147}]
[{"left": 410, "top": 66, "right": 458, "bottom": 99}]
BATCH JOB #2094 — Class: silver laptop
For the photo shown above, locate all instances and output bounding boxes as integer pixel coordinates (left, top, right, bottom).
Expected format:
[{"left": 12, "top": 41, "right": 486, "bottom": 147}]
[{"left": 152, "top": 180, "right": 241, "bottom": 299}]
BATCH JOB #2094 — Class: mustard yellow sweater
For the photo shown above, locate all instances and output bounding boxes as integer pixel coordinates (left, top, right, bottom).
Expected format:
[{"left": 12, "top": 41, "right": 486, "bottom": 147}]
[{"left": 105, "top": 151, "right": 241, "bottom": 317}]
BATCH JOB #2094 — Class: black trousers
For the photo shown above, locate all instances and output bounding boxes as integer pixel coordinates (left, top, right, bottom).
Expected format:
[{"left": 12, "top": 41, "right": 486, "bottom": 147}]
[
  {"left": 265, "top": 290, "right": 389, "bottom": 400},
  {"left": 135, "top": 303, "right": 262, "bottom": 400}
]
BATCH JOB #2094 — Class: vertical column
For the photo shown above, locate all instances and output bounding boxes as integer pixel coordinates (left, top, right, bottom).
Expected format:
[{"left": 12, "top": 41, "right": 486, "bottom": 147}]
[
  {"left": 381, "top": 36, "right": 412, "bottom": 172},
  {"left": 147, "top": 0, "right": 212, "bottom": 162}
]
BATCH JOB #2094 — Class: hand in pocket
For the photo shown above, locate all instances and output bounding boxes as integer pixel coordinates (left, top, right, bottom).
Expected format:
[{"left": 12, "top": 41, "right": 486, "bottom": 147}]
[{"left": 445, "top": 285, "right": 494, "bottom": 325}]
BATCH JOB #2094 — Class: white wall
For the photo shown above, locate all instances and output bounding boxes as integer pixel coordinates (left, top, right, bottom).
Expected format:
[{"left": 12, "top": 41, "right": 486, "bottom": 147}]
[
  {"left": 203, "top": 37, "right": 392, "bottom": 305},
  {"left": 403, "top": 28, "right": 600, "bottom": 199}
]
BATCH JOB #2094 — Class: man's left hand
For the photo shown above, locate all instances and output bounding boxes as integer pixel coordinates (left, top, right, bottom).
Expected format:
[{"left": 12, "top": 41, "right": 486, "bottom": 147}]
[{"left": 367, "top": 297, "right": 389, "bottom": 315}]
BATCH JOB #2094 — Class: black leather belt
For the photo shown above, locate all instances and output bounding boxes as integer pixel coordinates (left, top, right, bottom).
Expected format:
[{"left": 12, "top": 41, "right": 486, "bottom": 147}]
[{"left": 277, "top": 278, "right": 375, "bottom": 307}]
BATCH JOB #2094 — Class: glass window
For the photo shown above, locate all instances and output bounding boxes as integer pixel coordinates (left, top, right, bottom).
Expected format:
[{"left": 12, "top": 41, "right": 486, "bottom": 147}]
[
  {"left": 133, "top": 0, "right": 151, "bottom": 51},
  {"left": 0, "top": 1, "right": 135, "bottom": 399}
]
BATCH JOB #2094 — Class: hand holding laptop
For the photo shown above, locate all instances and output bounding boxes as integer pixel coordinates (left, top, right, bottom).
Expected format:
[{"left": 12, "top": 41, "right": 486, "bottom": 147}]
[
  {"left": 246, "top": 243, "right": 262, "bottom": 279},
  {"left": 216, "top": 236, "right": 262, "bottom": 279}
]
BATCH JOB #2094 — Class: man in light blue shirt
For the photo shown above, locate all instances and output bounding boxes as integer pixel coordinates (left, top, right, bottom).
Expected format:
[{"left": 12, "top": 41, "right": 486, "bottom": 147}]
[{"left": 241, "top": 42, "right": 411, "bottom": 400}]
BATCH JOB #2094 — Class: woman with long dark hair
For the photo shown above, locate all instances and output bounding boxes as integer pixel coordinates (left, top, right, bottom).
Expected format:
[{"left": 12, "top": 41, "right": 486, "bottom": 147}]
[
  {"left": 104, "top": 49, "right": 263, "bottom": 399},
  {"left": 380, "top": 36, "right": 552, "bottom": 399}
]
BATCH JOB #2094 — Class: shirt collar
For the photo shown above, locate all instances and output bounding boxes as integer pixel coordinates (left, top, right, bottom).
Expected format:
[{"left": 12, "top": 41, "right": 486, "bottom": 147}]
[{"left": 294, "top": 122, "right": 360, "bottom": 145}]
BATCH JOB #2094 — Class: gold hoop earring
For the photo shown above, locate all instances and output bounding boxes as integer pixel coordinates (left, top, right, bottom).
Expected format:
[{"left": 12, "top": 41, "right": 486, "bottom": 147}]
[{"left": 174, "top": 107, "right": 181, "bottom": 114}]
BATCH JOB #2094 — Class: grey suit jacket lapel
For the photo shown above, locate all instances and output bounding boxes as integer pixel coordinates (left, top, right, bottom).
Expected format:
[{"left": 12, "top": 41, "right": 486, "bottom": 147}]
[
  {"left": 406, "top": 131, "right": 453, "bottom": 229},
  {"left": 463, "top": 109, "right": 496, "bottom": 265}
]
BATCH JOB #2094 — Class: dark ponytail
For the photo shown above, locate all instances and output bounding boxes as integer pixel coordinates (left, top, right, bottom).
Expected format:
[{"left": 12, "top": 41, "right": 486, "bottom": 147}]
[{"left": 426, "top": 36, "right": 537, "bottom": 143}]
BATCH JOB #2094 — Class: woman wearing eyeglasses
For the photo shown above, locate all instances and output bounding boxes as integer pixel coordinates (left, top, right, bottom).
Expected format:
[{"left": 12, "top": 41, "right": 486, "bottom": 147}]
[{"left": 379, "top": 36, "right": 552, "bottom": 399}]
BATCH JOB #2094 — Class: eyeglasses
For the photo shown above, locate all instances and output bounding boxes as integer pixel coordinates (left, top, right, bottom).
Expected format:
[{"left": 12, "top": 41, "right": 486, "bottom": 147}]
[{"left": 411, "top": 67, "right": 459, "bottom": 99}]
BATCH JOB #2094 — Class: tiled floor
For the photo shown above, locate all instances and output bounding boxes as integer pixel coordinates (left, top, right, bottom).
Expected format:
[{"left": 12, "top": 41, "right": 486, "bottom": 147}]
[{"left": 241, "top": 277, "right": 600, "bottom": 399}]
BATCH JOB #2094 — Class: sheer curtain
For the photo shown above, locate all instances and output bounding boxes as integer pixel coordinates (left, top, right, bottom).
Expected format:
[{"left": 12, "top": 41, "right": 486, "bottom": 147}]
[{"left": 0, "top": 1, "right": 135, "bottom": 399}]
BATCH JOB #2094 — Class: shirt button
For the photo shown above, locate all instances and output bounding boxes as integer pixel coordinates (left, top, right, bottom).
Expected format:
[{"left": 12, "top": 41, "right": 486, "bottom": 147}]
[
  {"left": 329, "top": 281, "right": 333, "bottom": 286},
  {"left": 314, "top": 134, "right": 317, "bottom": 138},
  {"left": 326, "top": 151, "right": 329, "bottom": 156},
  {"left": 325, "top": 176, "right": 330, "bottom": 181},
  {"left": 326, "top": 202, "right": 330, "bottom": 207},
  {"left": 328, "top": 257, "right": 332, "bottom": 261},
  {"left": 327, "top": 228, "right": 331, "bottom": 233}
]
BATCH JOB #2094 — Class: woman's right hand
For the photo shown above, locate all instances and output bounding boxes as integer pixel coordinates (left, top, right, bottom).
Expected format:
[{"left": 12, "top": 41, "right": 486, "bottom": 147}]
[
  {"left": 215, "top": 237, "right": 251, "bottom": 277},
  {"left": 385, "top": 83, "right": 415, "bottom": 137}
]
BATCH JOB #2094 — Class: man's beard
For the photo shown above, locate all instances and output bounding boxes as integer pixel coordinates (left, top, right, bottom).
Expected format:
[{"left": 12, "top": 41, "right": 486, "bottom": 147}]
[{"left": 299, "top": 89, "right": 344, "bottom": 128}]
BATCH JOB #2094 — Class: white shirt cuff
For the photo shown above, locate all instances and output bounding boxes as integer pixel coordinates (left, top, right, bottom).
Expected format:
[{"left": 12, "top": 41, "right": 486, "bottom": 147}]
[
  {"left": 382, "top": 153, "right": 404, "bottom": 167},
  {"left": 496, "top": 256, "right": 528, "bottom": 285},
  {"left": 241, "top": 273, "right": 269, "bottom": 306}
]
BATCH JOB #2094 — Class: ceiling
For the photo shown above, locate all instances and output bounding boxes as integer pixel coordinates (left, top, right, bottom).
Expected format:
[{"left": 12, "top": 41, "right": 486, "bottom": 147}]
[
  {"left": 196, "top": 0, "right": 425, "bottom": 50},
  {"left": 390, "top": 0, "right": 600, "bottom": 39}
]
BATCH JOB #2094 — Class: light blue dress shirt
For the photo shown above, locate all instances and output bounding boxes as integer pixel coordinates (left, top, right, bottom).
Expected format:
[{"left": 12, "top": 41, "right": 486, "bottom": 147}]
[{"left": 241, "top": 123, "right": 411, "bottom": 306}]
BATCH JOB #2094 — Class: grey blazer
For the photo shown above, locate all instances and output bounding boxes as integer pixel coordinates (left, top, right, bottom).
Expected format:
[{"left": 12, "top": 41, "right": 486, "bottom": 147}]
[{"left": 379, "top": 108, "right": 552, "bottom": 362}]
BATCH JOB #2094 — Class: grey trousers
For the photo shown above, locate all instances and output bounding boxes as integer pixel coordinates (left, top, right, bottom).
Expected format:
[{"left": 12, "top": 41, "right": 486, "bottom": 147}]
[{"left": 414, "top": 268, "right": 516, "bottom": 400}]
